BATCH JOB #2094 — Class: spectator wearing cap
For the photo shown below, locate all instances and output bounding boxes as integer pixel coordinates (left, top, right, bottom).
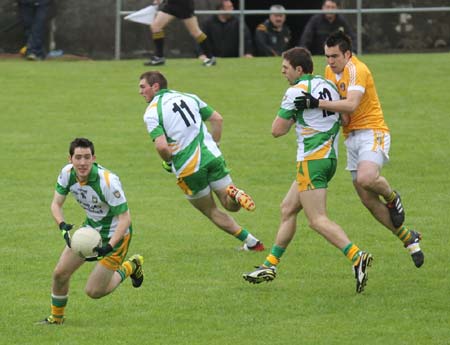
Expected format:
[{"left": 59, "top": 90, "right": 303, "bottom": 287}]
[
  {"left": 298, "top": 0, "right": 356, "bottom": 55},
  {"left": 254, "top": 4, "right": 291, "bottom": 56}
]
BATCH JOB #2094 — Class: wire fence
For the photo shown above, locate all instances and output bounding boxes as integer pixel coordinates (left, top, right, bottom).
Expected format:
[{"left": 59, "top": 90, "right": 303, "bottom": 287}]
[{"left": 115, "top": 0, "right": 450, "bottom": 59}]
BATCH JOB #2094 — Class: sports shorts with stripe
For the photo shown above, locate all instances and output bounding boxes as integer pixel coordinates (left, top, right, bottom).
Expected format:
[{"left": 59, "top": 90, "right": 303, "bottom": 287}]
[{"left": 296, "top": 158, "right": 337, "bottom": 192}]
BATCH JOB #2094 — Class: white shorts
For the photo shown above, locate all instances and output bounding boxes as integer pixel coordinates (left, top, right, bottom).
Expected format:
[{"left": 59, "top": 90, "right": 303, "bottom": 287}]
[{"left": 345, "top": 129, "right": 390, "bottom": 172}]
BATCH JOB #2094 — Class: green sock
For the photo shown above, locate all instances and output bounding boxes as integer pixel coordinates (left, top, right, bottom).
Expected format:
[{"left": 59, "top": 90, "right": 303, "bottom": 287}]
[
  {"left": 394, "top": 225, "right": 412, "bottom": 244},
  {"left": 263, "top": 245, "right": 286, "bottom": 267},
  {"left": 234, "top": 228, "right": 249, "bottom": 241},
  {"left": 342, "top": 242, "right": 361, "bottom": 264}
]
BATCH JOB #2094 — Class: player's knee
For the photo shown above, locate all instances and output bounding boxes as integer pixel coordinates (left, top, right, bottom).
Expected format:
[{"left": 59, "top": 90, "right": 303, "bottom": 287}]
[
  {"left": 280, "top": 200, "right": 297, "bottom": 220},
  {"left": 53, "top": 268, "right": 71, "bottom": 285},
  {"left": 308, "top": 216, "right": 328, "bottom": 232},
  {"left": 355, "top": 172, "right": 375, "bottom": 189},
  {"left": 224, "top": 199, "right": 240, "bottom": 212},
  {"left": 85, "top": 286, "right": 105, "bottom": 299}
]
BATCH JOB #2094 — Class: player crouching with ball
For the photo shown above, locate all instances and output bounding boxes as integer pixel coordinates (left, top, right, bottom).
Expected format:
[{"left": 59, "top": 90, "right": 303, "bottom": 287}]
[{"left": 39, "top": 138, "right": 144, "bottom": 325}]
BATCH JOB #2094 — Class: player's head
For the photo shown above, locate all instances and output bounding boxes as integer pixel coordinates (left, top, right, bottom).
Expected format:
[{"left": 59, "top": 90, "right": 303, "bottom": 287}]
[
  {"left": 139, "top": 71, "right": 168, "bottom": 102},
  {"left": 69, "top": 138, "right": 96, "bottom": 181},
  {"left": 69, "top": 137, "right": 94, "bottom": 157},
  {"left": 281, "top": 47, "right": 313, "bottom": 84},
  {"left": 325, "top": 30, "right": 352, "bottom": 55},
  {"left": 324, "top": 31, "right": 352, "bottom": 74}
]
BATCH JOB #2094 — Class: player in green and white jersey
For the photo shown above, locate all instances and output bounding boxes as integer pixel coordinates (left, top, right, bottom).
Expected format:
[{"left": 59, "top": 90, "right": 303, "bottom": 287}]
[
  {"left": 243, "top": 48, "right": 373, "bottom": 293},
  {"left": 139, "top": 71, "right": 264, "bottom": 252},
  {"left": 40, "top": 138, "right": 144, "bottom": 325}
]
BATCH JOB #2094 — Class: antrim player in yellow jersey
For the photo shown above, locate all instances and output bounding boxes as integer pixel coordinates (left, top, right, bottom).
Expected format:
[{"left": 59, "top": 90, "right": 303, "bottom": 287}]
[{"left": 295, "top": 31, "right": 423, "bottom": 268}]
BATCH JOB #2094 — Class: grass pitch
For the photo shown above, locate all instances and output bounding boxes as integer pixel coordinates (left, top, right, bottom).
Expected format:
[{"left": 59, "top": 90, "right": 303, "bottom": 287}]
[{"left": 0, "top": 53, "right": 449, "bottom": 345}]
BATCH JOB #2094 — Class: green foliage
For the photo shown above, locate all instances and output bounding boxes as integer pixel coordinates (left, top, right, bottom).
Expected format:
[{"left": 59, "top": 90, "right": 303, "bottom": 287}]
[{"left": 1, "top": 54, "right": 449, "bottom": 345}]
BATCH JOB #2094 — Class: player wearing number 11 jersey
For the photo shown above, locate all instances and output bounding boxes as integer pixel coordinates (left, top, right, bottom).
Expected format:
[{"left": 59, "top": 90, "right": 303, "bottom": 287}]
[
  {"left": 139, "top": 70, "right": 264, "bottom": 252},
  {"left": 243, "top": 48, "right": 372, "bottom": 293}
]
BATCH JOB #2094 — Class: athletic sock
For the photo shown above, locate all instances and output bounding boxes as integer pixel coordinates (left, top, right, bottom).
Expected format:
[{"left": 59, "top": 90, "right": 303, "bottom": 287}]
[
  {"left": 152, "top": 31, "right": 165, "bottom": 57},
  {"left": 51, "top": 294, "right": 68, "bottom": 322},
  {"left": 116, "top": 260, "right": 135, "bottom": 282},
  {"left": 196, "top": 33, "right": 213, "bottom": 58},
  {"left": 263, "top": 244, "right": 286, "bottom": 268},
  {"left": 342, "top": 243, "right": 362, "bottom": 265},
  {"left": 394, "top": 225, "right": 412, "bottom": 245},
  {"left": 233, "top": 228, "right": 257, "bottom": 247},
  {"left": 233, "top": 227, "right": 248, "bottom": 241},
  {"left": 384, "top": 191, "right": 396, "bottom": 204}
]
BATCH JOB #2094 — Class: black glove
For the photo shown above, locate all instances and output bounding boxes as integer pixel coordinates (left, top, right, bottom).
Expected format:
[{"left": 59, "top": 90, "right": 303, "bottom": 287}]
[
  {"left": 58, "top": 222, "right": 73, "bottom": 248},
  {"left": 294, "top": 91, "right": 319, "bottom": 110},
  {"left": 59, "top": 221, "right": 73, "bottom": 231},
  {"left": 94, "top": 243, "right": 113, "bottom": 257},
  {"left": 162, "top": 160, "right": 173, "bottom": 173}
]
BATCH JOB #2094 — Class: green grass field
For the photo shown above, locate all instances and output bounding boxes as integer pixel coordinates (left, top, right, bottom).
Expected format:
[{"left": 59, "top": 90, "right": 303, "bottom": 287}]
[{"left": 1, "top": 53, "right": 449, "bottom": 345}]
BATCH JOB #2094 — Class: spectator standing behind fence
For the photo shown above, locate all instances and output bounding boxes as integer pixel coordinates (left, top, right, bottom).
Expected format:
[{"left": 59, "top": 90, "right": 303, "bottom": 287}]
[
  {"left": 144, "top": 0, "right": 216, "bottom": 67},
  {"left": 298, "top": 0, "right": 356, "bottom": 55},
  {"left": 198, "top": 0, "right": 253, "bottom": 60},
  {"left": 18, "top": 0, "right": 51, "bottom": 60},
  {"left": 254, "top": 5, "right": 291, "bottom": 57}
]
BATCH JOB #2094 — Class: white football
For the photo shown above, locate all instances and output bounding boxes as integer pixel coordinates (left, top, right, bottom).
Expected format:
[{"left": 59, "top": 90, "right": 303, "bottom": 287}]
[{"left": 71, "top": 227, "right": 102, "bottom": 259}]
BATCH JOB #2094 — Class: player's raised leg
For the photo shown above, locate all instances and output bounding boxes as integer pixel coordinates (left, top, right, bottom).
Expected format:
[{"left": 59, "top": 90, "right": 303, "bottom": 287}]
[{"left": 189, "top": 191, "right": 263, "bottom": 250}]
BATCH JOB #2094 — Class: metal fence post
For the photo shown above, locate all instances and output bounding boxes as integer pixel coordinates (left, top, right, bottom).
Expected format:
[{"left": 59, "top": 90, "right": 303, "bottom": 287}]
[
  {"left": 357, "top": 0, "right": 362, "bottom": 55},
  {"left": 115, "top": 0, "right": 122, "bottom": 60},
  {"left": 239, "top": 0, "right": 245, "bottom": 57}
]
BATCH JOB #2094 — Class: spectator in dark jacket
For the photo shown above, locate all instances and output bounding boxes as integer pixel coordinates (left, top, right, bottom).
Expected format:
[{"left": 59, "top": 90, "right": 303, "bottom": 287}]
[
  {"left": 18, "top": 0, "right": 51, "bottom": 60},
  {"left": 254, "top": 5, "right": 291, "bottom": 57},
  {"left": 198, "top": 0, "right": 253, "bottom": 59},
  {"left": 298, "top": 0, "right": 356, "bottom": 55}
]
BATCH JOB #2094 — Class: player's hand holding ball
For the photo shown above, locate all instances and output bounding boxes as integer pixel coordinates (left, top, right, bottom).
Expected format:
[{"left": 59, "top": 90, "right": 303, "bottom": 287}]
[
  {"left": 94, "top": 243, "right": 113, "bottom": 258},
  {"left": 58, "top": 221, "right": 74, "bottom": 248}
]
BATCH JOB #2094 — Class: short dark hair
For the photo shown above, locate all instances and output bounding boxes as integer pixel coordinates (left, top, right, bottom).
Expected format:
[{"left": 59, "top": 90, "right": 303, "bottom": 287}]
[
  {"left": 325, "top": 30, "right": 353, "bottom": 54},
  {"left": 139, "top": 71, "right": 168, "bottom": 89},
  {"left": 69, "top": 138, "right": 94, "bottom": 156},
  {"left": 216, "top": 0, "right": 229, "bottom": 10},
  {"left": 282, "top": 47, "right": 313, "bottom": 74}
]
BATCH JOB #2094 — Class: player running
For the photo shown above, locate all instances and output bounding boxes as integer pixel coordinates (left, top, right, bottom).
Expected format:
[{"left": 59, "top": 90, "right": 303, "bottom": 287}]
[
  {"left": 139, "top": 71, "right": 264, "bottom": 252},
  {"left": 39, "top": 138, "right": 144, "bottom": 325}
]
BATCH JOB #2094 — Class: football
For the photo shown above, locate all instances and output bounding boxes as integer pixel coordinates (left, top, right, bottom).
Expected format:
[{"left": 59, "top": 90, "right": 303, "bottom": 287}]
[{"left": 71, "top": 227, "right": 102, "bottom": 259}]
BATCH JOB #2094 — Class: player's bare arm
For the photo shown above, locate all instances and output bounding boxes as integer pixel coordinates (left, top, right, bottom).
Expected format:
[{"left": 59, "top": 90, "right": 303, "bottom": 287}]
[
  {"left": 154, "top": 135, "right": 172, "bottom": 162},
  {"left": 207, "top": 111, "right": 223, "bottom": 144},
  {"left": 50, "top": 191, "right": 67, "bottom": 225},
  {"left": 108, "top": 211, "right": 131, "bottom": 247},
  {"left": 319, "top": 89, "right": 363, "bottom": 114},
  {"left": 272, "top": 116, "right": 294, "bottom": 137}
]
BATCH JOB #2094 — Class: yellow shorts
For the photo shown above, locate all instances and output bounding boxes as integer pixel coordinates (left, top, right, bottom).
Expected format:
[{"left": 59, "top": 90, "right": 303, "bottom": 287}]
[{"left": 98, "top": 233, "right": 131, "bottom": 271}]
